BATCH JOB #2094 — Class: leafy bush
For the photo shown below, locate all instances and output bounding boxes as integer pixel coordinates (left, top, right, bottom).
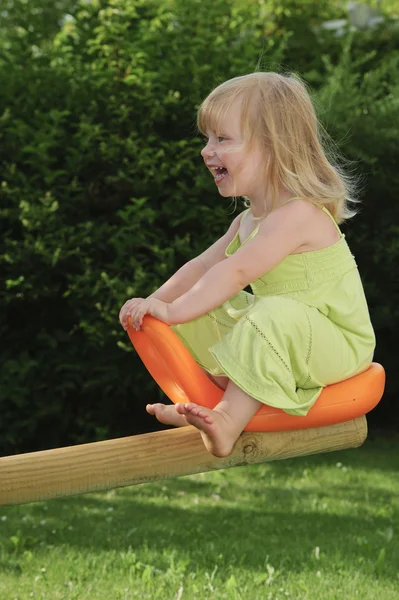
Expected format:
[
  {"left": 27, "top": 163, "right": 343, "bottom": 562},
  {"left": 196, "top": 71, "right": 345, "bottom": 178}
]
[
  {"left": 0, "top": 0, "right": 285, "bottom": 453},
  {"left": 0, "top": 0, "right": 398, "bottom": 454},
  {"left": 315, "top": 35, "right": 399, "bottom": 425}
]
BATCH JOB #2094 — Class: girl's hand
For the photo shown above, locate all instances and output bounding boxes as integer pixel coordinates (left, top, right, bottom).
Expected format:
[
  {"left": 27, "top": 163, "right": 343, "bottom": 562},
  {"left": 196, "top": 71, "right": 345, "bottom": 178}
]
[
  {"left": 119, "top": 297, "right": 145, "bottom": 330},
  {"left": 129, "top": 297, "right": 171, "bottom": 331}
]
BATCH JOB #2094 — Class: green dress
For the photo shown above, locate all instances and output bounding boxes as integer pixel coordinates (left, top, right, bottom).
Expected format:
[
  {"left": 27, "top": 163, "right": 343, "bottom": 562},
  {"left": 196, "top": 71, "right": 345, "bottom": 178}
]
[{"left": 171, "top": 206, "right": 376, "bottom": 416}]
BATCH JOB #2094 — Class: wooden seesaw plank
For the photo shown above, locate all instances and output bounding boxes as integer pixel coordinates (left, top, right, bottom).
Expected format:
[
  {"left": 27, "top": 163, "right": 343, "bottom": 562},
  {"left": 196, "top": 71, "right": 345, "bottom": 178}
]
[{"left": 0, "top": 417, "right": 367, "bottom": 506}]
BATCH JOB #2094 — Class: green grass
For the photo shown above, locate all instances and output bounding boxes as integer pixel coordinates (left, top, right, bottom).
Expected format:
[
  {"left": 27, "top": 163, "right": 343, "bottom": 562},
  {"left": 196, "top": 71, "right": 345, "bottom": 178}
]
[{"left": 0, "top": 436, "right": 398, "bottom": 600}]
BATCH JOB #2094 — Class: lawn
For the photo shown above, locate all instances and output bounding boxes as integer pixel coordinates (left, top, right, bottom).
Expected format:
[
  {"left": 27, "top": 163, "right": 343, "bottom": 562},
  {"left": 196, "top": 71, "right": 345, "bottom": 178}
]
[{"left": 0, "top": 435, "right": 398, "bottom": 600}]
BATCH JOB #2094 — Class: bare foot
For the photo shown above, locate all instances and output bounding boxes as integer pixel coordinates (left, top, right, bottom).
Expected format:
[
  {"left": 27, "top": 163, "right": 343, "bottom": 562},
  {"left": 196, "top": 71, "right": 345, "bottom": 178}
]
[
  {"left": 146, "top": 403, "right": 188, "bottom": 427},
  {"left": 176, "top": 403, "right": 239, "bottom": 457}
]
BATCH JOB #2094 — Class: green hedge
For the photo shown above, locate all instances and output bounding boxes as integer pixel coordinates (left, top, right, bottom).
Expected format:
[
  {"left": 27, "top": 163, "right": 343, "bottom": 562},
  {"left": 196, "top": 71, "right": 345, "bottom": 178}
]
[{"left": 0, "top": 0, "right": 398, "bottom": 454}]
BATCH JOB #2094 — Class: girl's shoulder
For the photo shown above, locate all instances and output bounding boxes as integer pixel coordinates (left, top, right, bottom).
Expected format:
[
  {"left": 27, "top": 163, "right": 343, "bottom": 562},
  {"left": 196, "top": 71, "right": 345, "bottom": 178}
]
[{"left": 268, "top": 199, "right": 342, "bottom": 254}]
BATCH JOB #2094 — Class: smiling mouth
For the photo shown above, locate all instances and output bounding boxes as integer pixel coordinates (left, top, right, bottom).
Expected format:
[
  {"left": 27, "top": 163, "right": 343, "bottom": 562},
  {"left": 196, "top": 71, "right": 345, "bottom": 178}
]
[{"left": 210, "top": 166, "right": 228, "bottom": 183}]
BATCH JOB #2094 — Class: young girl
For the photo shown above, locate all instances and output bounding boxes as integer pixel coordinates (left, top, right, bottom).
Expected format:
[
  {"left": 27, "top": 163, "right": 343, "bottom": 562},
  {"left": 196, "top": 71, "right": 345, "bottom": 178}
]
[{"left": 119, "top": 72, "right": 375, "bottom": 458}]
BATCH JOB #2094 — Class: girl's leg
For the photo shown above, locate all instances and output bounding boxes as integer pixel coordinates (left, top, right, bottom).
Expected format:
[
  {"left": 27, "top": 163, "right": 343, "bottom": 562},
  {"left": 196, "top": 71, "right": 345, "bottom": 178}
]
[
  {"left": 204, "top": 371, "right": 229, "bottom": 391},
  {"left": 176, "top": 380, "right": 261, "bottom": 457}
]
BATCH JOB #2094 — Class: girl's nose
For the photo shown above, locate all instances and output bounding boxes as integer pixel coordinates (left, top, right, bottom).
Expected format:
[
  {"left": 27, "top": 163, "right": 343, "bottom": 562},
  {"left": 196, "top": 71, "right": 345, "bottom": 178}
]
[{"left": 201, "top": 141, "right": 216, "bottom": 159}]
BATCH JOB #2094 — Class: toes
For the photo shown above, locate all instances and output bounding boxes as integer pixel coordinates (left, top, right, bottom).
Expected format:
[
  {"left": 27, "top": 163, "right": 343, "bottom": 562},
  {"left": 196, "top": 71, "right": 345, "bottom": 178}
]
[
  {"left": 146, "top": 403, "right": 163, "bottom": 415},
  {"left": 189, "top": 406, "right": 210, "bottom": 419},
  {"left": 184, "top": 402, "right": 201, "bottom": 414},
  {"left": 176, "top": 402, "right": 199, "bottom": 415},
  {"left": 198, "top": 412, "right": 213, "bottom": 424},
  {"left": 192, "top": 407, "right": 206, "bottom": 418},
  {"left": 176, "top": 402, "right": 215, "bottom": 424},
  {"left": 184, "top": 404, "right": 214, "bottom": 424}
]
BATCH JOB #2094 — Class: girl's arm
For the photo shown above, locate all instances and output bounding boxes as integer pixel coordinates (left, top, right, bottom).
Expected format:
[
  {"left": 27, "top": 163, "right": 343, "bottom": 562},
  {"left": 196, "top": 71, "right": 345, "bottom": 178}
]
[
  {"left": 147, "top": 258, "right": 207, "bottom": 303},
  {"left": 147, "top": 212, "right": 243, "bottom": 303},
  {"left": 120, "top": 213, "right": 243, "bottom": 329},
  {"left": 168, "top": 201, "right": 312, "bottom": 323}
]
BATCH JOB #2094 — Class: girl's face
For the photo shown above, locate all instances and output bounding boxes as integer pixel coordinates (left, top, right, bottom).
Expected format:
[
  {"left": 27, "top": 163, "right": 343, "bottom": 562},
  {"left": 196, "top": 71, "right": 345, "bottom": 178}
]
[{"left": 201, "top": 102, "right": 265, "bottom": 202}]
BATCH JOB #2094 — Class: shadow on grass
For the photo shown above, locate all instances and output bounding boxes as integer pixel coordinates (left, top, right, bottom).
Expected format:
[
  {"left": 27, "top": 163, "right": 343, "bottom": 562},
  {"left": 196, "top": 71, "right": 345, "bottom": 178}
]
[{"left": 1, "top": 460, "right": 398, "bottom": 584}]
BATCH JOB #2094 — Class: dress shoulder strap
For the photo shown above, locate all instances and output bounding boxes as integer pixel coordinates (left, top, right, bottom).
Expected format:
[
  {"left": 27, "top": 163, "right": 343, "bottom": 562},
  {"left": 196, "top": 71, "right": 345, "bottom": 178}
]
[
  {"left": 279, "top": 196, "right": 304, "bottom": 206},
  {"left": 241, "top": 200, "right": 342, "bottom": 236},
  {"left": 280, "top": 197, "right": 343, "bottom": 237},
  {"left": 318, "top": 204, "right": 343, "bottom": 237}
]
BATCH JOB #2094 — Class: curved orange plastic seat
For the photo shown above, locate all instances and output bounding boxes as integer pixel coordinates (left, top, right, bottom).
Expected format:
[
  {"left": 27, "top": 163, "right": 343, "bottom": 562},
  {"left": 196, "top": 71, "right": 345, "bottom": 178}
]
[{"left": 127, "top": 316, "right": 385, "bottom": 432}]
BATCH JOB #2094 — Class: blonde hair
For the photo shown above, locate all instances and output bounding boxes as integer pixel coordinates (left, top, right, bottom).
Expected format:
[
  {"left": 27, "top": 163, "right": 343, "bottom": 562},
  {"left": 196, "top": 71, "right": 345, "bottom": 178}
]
[{"left": 198, "top": 72, "right": 357, "bottom": 223}]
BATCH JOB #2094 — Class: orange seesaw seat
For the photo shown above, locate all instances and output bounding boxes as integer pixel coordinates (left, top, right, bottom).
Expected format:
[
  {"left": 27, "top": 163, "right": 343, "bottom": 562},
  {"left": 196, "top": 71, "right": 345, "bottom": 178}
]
[{"left": 127, "top": 316, "right": 385, "bottom": 432}]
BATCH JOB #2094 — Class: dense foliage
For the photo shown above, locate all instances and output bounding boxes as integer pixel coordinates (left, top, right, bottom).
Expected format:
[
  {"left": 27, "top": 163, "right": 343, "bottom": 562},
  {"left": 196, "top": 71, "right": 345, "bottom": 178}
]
[{"left": 1, "top": 0, "right": 398, "bottom": 454}]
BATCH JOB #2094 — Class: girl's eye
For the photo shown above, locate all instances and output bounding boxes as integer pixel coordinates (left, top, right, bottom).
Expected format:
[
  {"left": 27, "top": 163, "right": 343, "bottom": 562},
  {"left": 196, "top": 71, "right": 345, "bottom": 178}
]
[{"left": 201, "top": 134, "right": 227, "bottom": 144}]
